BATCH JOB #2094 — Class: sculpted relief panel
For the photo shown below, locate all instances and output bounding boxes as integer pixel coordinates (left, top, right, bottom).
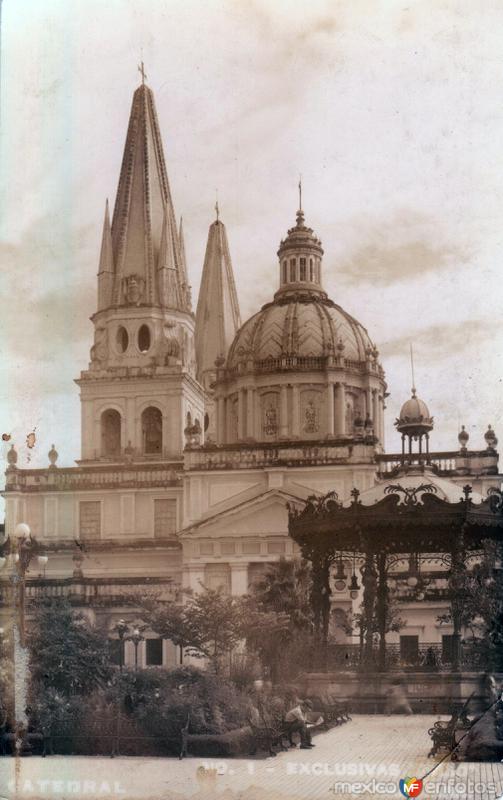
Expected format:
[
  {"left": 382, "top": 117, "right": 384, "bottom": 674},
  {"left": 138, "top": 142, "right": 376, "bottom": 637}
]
[
  {"left": 300, "top": 389, "right": 323, "bottom": 439},
  {"left": 261, "top": 392, "right": 279, "bottom": 440}
]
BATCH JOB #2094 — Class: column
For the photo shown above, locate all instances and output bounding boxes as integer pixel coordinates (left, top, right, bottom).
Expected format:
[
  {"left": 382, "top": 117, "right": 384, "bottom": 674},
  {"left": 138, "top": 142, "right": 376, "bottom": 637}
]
[
  {"left": 366, "top": 389, "right": 372, "bottom": 425},
  {"left": 217, "top": 396, "right": 225, "bottom": 445},
  {"left": 335, "top": 382, "right": 346, "bottom": 435},
  {"left": 326, "top": 382, "right": 335, "bottom": 437},
  {"left": 279, "top": 385, "right": 288, "bottom": 438},
  {"left": 292, "top": 385, "right": 300, "bottom": 438},
  {"left": 379, "top": 395, "right": 385, "bottom": 446},
  {"left": 372, "top": 390, "right": 379, "bottom": 441},
  {"left": 246, "top": 387, "right": 255, "bottom": 439},
  {"left": 230, "top": 562, "right": 249, "bottom": 596},
  {"left": 237, "top": 388, "right": 245, "bottom": 441},
  {"left": 126, "top": 397, "right": 136, "bottom": 450},
  {"left": 94, "top": 417, "right": 101, "bottom": 458}
]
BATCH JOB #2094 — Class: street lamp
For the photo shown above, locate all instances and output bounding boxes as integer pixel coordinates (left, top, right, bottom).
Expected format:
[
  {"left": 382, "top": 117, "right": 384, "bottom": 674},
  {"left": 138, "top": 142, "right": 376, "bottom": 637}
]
[
  {"left": 113, "top": 619, "right": 129, "bottom": 673},
  {"left": 0, "top": 523, "right": 49, "bottom": 646},
  {"left": 128, "top": 628, "right": 145, "bottom": 670}
]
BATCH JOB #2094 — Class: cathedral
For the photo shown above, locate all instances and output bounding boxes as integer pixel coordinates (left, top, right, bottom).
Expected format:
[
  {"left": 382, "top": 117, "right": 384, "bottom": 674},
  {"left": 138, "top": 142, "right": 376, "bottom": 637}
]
[{"left": 2, "top": 78, "right": 501, "bottom": 669}]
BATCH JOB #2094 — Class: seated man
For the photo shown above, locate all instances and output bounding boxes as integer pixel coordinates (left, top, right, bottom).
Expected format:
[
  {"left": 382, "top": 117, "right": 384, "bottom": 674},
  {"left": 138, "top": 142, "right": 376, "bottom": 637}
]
[{"left": 284, "top": 700, "right": 315, "bottom": 749}]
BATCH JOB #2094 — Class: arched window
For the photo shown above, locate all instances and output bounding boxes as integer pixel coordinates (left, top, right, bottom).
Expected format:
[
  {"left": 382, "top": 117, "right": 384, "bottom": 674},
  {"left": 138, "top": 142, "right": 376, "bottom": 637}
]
[
  {"left": 289, "top": 258, "right": 296, "bottom": 282},
  {"left": 142, "top": 407, "right": 162, "bottom": 454},
  {"left": 116, "top": 326, "right": 129, "bottom": 353},
  {"left": 299, "top": 257, "right": 306, "bottom": 281},
  {"left": 137, "top": 324, "right": 151, "bottom": 353},
  {"left": 309, "top": 258, "right": 314, "bottom": 282},
  {"left": 101, "top": 409, "right": 121, "bottom": 456}
]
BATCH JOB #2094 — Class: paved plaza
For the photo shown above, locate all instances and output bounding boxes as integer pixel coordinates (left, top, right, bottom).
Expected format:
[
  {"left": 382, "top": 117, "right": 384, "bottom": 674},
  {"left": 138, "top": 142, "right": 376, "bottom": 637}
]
[{"left": 1, "top": 715, "right": 503, "bottom": 800}]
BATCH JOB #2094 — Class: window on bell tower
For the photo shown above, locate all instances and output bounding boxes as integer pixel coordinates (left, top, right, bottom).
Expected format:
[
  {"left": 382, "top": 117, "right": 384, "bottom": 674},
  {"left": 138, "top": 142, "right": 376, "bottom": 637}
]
[
  {"left": 289, "top": 258, "right": 296, "bottom": 282},
  {"left": 299, "top": 258, "right": 306, "bottom": 281},
  {"left": 101, "top": 409, "right": 121, "bottom": 456},
  {"left": 142, "top": 407, "right": 163, "bottom": 454}
]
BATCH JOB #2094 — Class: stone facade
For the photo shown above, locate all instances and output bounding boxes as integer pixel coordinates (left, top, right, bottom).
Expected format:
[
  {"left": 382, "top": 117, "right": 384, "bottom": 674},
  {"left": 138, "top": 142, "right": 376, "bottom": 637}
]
[{"left": 2, "top": 79, "right": 501, "bottom": 669}]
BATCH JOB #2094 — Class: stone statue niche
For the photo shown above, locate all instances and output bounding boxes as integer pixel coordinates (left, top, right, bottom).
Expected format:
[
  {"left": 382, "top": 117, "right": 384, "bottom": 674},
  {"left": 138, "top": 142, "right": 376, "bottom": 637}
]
[
  {"left": 152, "top": 322, "right": 182, "bottom": 367},
  {"left": 90, "top": 326, "right": 108, "bottom": 369}
]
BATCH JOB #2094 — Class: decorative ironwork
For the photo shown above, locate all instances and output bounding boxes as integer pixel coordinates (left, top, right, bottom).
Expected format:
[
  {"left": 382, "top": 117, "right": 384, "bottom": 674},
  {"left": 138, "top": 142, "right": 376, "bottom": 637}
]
[
  {"left": 383, "top": 483, "right": 438, "bottom": 507},
  {"left": 488, "top": 487, "right": 503, "bottom": 513}
]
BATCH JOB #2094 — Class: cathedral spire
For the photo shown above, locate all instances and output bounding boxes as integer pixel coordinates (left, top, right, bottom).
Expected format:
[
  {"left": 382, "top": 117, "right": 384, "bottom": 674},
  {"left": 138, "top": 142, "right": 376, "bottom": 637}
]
[
  {"left": 157, "top": 207, "right": 182, "bottom": 309},
  {"left": 195, "top": 213, "right": 241, "bottom": 386},
  {"left": 97, "top": 199, "right": 114, "bottom": 310},
  {"left": 109, "top": 81, "right": 188, "bottom": 311}
]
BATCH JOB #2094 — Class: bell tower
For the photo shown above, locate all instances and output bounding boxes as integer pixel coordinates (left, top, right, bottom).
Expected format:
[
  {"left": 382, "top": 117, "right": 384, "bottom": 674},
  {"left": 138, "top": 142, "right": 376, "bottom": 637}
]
[{"left": 76, "top": 76, "right": 204, "bottom": 462}]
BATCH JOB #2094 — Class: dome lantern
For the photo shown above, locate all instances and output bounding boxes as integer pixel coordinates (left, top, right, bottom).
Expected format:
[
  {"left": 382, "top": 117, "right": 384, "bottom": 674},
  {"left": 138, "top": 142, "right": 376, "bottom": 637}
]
[
  {"left": 394, "top": 386, "right": 434, "bottom": 460},
  {"left": 276, "top": 200, "right": 325, "bottom": 299}
]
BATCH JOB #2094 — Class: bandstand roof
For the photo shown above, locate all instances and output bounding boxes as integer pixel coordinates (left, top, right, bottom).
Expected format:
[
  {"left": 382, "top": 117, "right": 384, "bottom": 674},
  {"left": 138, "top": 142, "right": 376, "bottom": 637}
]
[{"left": 288, "top": 471, "right": 503, "bottom": 557}]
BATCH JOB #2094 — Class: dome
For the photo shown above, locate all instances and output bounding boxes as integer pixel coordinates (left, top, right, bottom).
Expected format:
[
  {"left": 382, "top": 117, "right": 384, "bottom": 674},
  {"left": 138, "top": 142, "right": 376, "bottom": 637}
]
[
  {"left": 395, "top": 389, "right": 433, "bottom": 436},
  {"left": 226, "top": 293, "right": 380, "bottom": 375}
]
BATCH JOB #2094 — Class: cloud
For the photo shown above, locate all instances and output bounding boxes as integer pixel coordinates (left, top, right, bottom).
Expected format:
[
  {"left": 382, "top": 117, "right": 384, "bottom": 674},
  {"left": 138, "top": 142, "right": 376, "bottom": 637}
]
[
  {"left": 336, "top": 213, "right": 471, "bottom": 287},
  {"left": 380, "top": 318, "right": 500, "bottom": 361}
]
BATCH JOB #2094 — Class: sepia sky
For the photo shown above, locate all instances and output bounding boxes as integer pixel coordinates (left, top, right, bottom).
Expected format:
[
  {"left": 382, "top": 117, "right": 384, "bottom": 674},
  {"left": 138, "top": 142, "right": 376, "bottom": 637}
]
[{"left": 1, "top": 0, "right": 503, "bottom": 482}]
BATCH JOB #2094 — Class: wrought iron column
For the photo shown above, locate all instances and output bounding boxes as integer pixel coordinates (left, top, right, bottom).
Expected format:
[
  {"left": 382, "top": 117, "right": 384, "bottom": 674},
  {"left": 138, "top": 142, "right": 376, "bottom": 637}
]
[
  {"left": 362, "top": 551, "right": 377, "bottom": 669},
  {"left": 450, "top": 521, "right": 467, "bottom": 673},
  {"left": 376, "top": 553, "right": 388, "bottom": 671}
]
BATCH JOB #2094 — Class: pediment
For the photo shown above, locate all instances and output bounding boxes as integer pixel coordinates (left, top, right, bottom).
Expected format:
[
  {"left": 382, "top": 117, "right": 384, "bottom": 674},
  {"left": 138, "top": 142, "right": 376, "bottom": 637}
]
[{"left": 179, "top": 484, "right": 314, "bottom": 539}]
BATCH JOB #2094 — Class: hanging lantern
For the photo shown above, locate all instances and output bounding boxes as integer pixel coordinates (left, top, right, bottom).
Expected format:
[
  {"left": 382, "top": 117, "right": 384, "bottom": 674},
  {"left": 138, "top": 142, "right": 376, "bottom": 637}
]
[
  {"left": 349, "top": 573, "right": 360, "bottom": 599},
  {"left": 334, "top": 556, "right": 347, "bottom": 591}
]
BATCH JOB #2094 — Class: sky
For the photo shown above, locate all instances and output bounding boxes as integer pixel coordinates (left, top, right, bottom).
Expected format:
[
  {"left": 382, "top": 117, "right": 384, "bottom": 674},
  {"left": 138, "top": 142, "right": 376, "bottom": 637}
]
[{"left": 1, "top": 0, "right": 503, "bottom": 483}]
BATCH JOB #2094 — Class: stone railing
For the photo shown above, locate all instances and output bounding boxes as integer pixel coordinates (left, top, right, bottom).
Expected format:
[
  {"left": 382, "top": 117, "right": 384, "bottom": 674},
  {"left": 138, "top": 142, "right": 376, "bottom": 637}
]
[
  {"left": 185, "top": 439, "right": 377, "bottom": 471},
  {"left": 0, "top": 576, "right": 181, "bottom": 606},
  {"left": 4, "top": 462, "right": 183, "bottom": 492},
  {"left": 376, "top": 450, "right": 499, "bottom": 478},
  {"left": 222, "top": 354, "right": 384, "bottom": 379}
]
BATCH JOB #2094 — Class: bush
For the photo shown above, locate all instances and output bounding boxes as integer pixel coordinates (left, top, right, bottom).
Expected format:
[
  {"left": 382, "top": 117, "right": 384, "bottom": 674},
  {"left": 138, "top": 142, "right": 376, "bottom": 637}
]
[{"left": 27, "top": 666, "right": 253, "bottom": 756}]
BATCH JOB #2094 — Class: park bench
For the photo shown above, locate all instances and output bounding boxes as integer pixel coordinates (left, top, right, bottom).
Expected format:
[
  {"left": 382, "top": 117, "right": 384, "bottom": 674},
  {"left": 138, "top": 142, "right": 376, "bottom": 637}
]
[
  {"left": 179, "top": 714, "right": 255, "bottom": 759},
  {"left": 309, "top": 695, "right": 351, "bottom": 727},
  {"left": 427, "top": 710, "right": 471, "bottom": 758}
]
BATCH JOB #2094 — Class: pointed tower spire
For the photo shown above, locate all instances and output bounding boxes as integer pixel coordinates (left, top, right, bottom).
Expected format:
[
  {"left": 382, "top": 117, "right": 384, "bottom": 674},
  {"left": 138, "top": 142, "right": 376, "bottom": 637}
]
[
  {"left": 195, "top": 212, "right": 241, "bottom": 386},
  {"left": 178, "top": 216, "right": 190, "bottom": 301},
  {"left": 110, "top": 81, "right": 188, "bottom": 311},
  {"left": 157, "top": 207, "right": 182, "bottom": 309},
  {"left": 97, "top": 199, "right": 114, "bottom": 311}
]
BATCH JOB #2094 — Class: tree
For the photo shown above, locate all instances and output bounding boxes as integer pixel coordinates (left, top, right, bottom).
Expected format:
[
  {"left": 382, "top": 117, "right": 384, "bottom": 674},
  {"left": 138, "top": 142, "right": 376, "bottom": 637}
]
[
  {"left": 250, "top": 558, "right": 313, "bottom": 630},
  {"left": 27, "top": 600, "right": 113, "bottom": 695},
  {"left": 142, "top": 587, "right": 246, "bottom": 674},
  {"left": 438, "top": 541, "right": 503, "bottom": 669},
  {"left": 243, "top": 559, "right": 315, "bottom": 680}
]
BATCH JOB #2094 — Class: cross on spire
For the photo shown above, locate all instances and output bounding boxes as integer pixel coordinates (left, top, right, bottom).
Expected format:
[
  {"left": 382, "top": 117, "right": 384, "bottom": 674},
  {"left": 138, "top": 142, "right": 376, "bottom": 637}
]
[
  {"left": 215, "top": 190, "right": 219, "bottom": 222},
  {"left": 298, "top": 174, "right": 302, "bottom": 211},
  {"left": 138, "top": 61, "right": 147, "bottom": 85}
]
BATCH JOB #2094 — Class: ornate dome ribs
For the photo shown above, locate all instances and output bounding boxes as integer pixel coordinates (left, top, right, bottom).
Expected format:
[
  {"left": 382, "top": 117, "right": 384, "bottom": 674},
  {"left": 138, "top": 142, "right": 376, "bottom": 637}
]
[{"left": 225, "top": 295, "right": 380, "bottom": 376}]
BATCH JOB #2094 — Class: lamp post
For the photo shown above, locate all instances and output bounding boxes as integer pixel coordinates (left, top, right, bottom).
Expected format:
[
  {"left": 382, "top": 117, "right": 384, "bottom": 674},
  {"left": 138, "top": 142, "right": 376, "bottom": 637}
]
[
  {"left": 113, "top": 619, "right": 129, "bottom": 673},
  {"left": 0, "top": 523, "right": 48, "bottom": 735},
  {"left": 128, "top": 628, "right": 145, "bottom": 670},
  {"left": 0, "top": 523, "right": 48, "bottom": 646}
]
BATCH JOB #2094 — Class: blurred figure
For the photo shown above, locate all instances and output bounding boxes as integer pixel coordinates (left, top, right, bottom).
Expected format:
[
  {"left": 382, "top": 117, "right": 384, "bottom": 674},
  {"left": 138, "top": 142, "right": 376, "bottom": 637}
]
[{"left": 385, "top": 677, "right": 413, "bottom": 715}]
